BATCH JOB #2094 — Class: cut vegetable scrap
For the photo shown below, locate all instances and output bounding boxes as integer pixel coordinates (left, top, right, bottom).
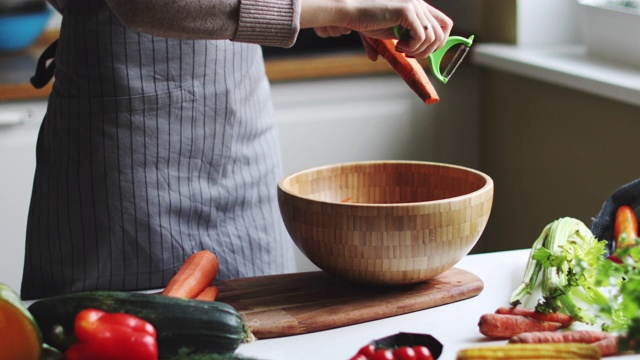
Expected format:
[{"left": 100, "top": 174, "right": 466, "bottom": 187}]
[
  {"left": 161, "top": 250, "right": 220, "bottom": 299},
  {"left": 362, "top": 36, "right": 439, "bottom": 105}
]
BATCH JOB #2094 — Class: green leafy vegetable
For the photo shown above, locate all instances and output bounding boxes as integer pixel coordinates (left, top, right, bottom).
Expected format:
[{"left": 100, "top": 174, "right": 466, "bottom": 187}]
[
  {"left": 510, "top": 217, "right": 608, "bottom": 324},
  {"left": 595, "top": 244, "right": 640, "bottom": 352},
  {"left": 511, "top": 217, "right": 640, "bottom": 354}
]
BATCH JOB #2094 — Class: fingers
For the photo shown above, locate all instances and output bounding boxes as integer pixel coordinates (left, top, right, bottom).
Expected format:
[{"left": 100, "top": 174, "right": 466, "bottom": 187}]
[
  {"left": 397, "top": 1, "right": 453, "bottom": 58},
  {"left": 427, "top": 3, "right": 453, "bottom": 47},
  {"left": 359, "top": 34, "right": 379, "bottom": 61}
]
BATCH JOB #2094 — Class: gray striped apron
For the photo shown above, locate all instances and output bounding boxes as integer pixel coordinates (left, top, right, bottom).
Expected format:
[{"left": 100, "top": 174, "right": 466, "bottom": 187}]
[{"left": 22, "top": 0, "right": 294, "bottom": 300}]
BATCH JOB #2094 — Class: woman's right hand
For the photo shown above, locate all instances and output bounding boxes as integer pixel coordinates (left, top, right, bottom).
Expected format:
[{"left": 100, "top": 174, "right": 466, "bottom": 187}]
[{"left": 300, "top": 0, "right": 453, "bottom": 59}]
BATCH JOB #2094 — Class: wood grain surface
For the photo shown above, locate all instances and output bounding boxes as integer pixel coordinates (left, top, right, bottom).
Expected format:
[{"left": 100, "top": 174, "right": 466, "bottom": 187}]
[{"left": 215, "top": 267, "right": 483, "bottom": 339}]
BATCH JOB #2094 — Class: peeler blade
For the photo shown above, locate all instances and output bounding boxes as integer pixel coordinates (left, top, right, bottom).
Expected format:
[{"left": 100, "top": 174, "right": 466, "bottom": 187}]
[{"left": 440, "top": 44, "right": 470, "bottom": 82}]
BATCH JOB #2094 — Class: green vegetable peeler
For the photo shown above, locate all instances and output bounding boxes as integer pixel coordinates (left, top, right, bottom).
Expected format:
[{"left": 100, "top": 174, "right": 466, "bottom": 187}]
[{"left": 393, "top": 25, "right": 474, "bottom": 84}]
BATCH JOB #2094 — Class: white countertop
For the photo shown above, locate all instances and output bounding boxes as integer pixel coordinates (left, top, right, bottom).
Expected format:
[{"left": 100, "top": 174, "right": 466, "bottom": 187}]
[{"left": 236, "top": 249, "right": 635, "bottom": 360}]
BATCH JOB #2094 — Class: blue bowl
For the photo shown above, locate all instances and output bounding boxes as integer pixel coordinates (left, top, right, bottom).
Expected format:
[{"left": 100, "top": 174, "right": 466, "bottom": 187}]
[{"left": 0, "top": 8, "right": 52, "bottom": 52}]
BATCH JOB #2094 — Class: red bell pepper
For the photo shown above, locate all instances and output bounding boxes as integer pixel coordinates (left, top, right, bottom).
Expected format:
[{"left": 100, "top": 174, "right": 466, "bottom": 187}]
[{"left": 64, "top": 308, "right": 158, "bottom": 360}]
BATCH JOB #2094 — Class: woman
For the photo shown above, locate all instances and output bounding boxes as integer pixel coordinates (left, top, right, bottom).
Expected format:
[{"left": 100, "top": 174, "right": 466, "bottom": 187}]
[{"left": 22, "top": 0, "right": 452, "bottom": 299}]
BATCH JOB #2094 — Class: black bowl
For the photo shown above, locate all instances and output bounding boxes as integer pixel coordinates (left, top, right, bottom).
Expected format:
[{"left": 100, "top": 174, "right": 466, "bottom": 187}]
[{"left": 371, "top": 332, "right": 443, "bottom": 359}]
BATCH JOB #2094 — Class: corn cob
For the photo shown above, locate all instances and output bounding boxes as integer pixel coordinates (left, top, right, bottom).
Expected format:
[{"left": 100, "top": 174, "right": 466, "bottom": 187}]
[{"left": 456, "top": 343, "right": 601, "bottom": 360}]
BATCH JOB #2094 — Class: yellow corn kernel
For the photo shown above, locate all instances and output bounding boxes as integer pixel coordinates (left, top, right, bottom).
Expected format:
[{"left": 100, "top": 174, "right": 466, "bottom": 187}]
[{"left": 456, "top": 343, "right": 601, "bottom": 360}]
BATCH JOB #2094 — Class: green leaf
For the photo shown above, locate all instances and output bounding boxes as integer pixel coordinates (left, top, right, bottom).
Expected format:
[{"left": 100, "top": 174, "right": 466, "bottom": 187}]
[{"left": 532, "top": 247, "right": 566, "bottom": 268}]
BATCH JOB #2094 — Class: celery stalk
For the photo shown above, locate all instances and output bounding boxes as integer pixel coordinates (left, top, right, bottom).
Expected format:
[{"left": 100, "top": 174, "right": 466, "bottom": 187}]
[
  {"left": 509, "top": 217, "right": 608, "bottom": 324},
  {"left": 509, "top": 223, "right": 550, "bottom": 306}
]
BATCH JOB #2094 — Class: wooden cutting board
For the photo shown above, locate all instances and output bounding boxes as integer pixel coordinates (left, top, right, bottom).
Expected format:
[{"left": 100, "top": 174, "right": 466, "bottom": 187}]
[{"left": 214, "top": 267, "right": 483, "bottom": 339}]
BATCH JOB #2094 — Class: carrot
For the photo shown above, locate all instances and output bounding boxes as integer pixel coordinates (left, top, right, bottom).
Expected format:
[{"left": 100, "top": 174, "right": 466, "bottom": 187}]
[
  {"left": 509, "top": 330, "right": 613, "bottom": 345},
  {"left": 362, "top": 36, "right": 439, "bottom": 105},
  {"left": 478, "top": 313, "right": 563, "bottom": 339},
  {"left": 592, "top": 335, "right": 619, "bottom": 357},
  {"left": 194, "top": 286, "right": 219, "bottom": 302},
  {"left": 614, "top": 205, "right": 638, "bottom": 248},
  {"left": 495, "top": 306, "right": 574, "bottom": 328},
  {"left": 161, "top": 250, "right": 220, "bottom": 299}
]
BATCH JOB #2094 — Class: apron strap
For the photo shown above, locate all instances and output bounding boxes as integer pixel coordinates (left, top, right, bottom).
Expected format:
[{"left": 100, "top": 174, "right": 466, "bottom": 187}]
[{"left": 30, "top": 39, "right": 58, "bottom": 89}]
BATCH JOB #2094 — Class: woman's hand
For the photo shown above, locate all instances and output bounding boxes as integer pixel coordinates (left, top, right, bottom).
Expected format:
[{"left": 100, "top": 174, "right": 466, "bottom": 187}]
[{"left": 300, "top": 0, "right": 453, "bottom": 59}]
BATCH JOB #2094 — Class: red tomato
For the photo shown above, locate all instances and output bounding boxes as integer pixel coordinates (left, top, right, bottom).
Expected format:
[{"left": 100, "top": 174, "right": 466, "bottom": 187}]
[
  {"left": 350, "top": 355, "right": 368, "bottom": 360},
  {"left": 393, "top": 346, "right": 417, "bottom": 360},
  {"left": 371, "top": 349, "right": 394, "bottom": 360},
  {"left": 357, "top": 344, "right": 376, "bottom": 359},
  {"left": 412, "top": 346, "right": 434, "bottom": 360}
]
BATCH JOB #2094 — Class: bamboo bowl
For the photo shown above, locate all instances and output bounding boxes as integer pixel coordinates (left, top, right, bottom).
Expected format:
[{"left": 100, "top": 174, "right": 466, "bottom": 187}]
[{"left": 277, "top": 161, "right": 493, "bottom": 286}]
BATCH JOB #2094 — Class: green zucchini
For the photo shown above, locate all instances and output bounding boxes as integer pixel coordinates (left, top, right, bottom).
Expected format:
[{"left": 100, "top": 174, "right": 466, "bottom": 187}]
[{"left": 27, "top": 291, "right": 253, "bottom": 359}]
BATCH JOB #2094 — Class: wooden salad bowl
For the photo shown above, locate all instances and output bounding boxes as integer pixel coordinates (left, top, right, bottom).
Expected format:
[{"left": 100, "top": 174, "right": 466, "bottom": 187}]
[{"left": 277, "top": 161, "right": 494, "bottom": 286}]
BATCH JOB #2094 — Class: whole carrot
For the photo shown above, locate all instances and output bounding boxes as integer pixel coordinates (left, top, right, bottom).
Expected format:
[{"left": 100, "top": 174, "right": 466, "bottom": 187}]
[
  {"left": 592, "top": 335, "right": 619, "bottom": 357},
  {"left": 509, "top": 330, "right": 613, "bottom": 344},
  {"left": 478, "top": 313, "right": 562, "bottom": 339},
  {"left": 495, "top": 306, "right": 574, "bottom": 328}
]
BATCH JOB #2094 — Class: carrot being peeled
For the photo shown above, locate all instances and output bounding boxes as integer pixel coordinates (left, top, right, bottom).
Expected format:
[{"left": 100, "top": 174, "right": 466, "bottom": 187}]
[
  {"left": 161, "top": 250, "right": 220, "bottom": 299},
  {"left": 194, "top": 286, "right": 220, "bottom": 302},
  {"left": 495, "top": 306, "right": 574, "bottom": 328},
  {"left": 509, "top": 330, "right": 613, "bottom": 345},
  {"left": 362, "top": 36, "right": 439, "bottom": 105},
  {"left": 478, "top": 313, "right": 562, "bottom": 339}
]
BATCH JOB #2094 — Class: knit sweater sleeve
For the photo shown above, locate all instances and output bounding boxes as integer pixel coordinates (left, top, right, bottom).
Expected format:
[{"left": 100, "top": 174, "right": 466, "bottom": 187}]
[
  {"left": 235, "top": 0, "right": 300, "bottom": 47},
  {"left": 105, "top": 0, "right": 300, "bottom": 48}
]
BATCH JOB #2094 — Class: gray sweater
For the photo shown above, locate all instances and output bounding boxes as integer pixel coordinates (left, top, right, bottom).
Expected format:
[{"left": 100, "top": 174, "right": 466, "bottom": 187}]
[{"left": 46, "top": 0, "right": 301, "bottom": 47}]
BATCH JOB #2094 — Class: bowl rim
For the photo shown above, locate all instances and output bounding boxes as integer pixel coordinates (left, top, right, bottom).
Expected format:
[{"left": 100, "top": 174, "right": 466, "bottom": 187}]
[{"left": 277, "top": 160, "right": 493, "bottom": 207}]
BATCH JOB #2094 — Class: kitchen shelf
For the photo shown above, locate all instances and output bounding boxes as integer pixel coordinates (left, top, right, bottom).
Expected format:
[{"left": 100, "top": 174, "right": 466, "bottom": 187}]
[{"left": 473, "top": 43, "right": 640, "bottom": 107}]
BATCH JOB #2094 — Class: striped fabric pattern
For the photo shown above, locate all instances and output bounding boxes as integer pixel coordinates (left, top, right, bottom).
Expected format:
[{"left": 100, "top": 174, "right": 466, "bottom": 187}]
[{"left": 22, "top": 0, "right": 295, "bottom": 300}]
